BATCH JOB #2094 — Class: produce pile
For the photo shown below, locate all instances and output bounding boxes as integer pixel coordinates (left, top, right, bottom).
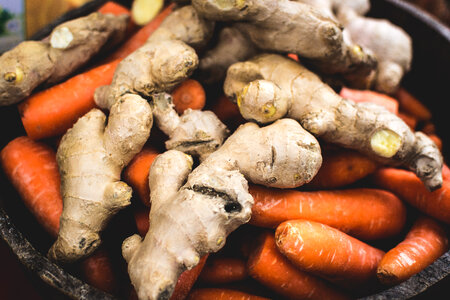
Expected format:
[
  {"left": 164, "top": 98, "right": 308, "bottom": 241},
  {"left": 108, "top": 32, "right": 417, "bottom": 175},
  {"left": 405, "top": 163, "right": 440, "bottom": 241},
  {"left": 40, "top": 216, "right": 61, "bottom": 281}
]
[{"left": 0, "top": 1, "right": 449, "bottom": 299}]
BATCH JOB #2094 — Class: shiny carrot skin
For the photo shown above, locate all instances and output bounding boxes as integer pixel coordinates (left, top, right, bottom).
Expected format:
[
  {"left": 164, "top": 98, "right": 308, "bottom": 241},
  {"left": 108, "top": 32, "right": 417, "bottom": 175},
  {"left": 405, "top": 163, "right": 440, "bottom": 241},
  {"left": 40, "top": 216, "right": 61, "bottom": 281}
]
[
  {"left": 247, "top": 232, "right": 350, "bottom": 300},
  {"left": 187, "top": 288, "right": 270, "bottom": 300},
  {"left": 340, "top": 87, "right": 399, "bottom": 114},
  {"left": 199, "top": 256, "right": 248, "bottom": 284},
  {"left": 0, "top": 136, "right": 62, "bottom": 237},
  {"left": 275, "top": 220, "right": 385, "bottom": 288},
  {"left": 377, "top": 216, "right": 449, "bottom": 285},
  {"left": 172, "top": 79, "right": 206, "bottom": 114},
  {"left": 123, "top": 147, "right": 159, "bottom": 207},
  {"left": 372, "top": 167, "right": 450, "bottom": 224},
  {"left": 170, "top": 255, "right": 209, "bottom": 300},
  {"left": 250, "top": 185, "right": 407, "bottom": 240},
  {"left": 306, "top": 149, "right": 379, "bottom": 189},
  {"left": 19, "top": 60, "right": 120, "bottom": 140}
]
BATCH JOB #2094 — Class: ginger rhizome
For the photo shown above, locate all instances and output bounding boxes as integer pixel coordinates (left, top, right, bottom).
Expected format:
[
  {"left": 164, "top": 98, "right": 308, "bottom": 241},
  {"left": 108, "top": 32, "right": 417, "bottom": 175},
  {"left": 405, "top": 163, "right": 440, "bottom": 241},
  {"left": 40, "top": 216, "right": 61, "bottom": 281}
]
[
  {"left": 94, "top": 5, "right": 214, "bottom": 110},
  {"left": 224, "top": 54, "right": 443, "bottom": 191},
  {"left": 122, "top": 119, "right": 322, "bottom": 300},
  {"left": 192, "top": 0, "right": 377, "bottom": 88},
  {"left": 0, "top": 12, "right": 128, "bottom": 106},
  {"left": 48, "top": 94, "right": 152, "bottom": 263},
  {"left": 337, "top": 8, "right": 413, "bottom": 94},
  {"left": 152, "top": 93, "right": 229, "bottom": 161}
]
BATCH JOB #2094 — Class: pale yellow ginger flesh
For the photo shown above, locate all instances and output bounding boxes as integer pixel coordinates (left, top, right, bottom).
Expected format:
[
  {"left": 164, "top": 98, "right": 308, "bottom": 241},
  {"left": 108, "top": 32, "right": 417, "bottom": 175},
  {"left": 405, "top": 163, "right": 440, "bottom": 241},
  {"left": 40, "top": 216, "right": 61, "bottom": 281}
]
[
  {"left": 151, "top": 93, "right": 229, "bottom": 161},
  {"left": 0, "top": 12, "right": 128, "bottom": 106},
  {"left": 48, "top": 94, "right": 152, "bottom": 263},
  {"left": 224, "top": 54, "right": 443, "bottom": 190},
  {"left": 94, "top": 5, "right": 214, "bottom": 110},
  {"left": 123, "top": 119, "right": 322, "bottom": 300},
  {"left": 192, "top": 0, "right": 377, "bottom": 89},
  {"left": 132, "top": 0, "right": 164, "bottom": 26}
]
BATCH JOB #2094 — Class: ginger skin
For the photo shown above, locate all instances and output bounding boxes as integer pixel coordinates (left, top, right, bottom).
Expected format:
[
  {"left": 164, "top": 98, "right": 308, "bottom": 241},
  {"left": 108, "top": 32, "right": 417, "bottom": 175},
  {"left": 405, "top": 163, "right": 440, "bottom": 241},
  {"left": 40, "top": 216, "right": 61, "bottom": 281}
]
[
  {"left": 122, "top": 119, "right": 322, "bottom": 300},
  {"left": 0, "top": 12, "right": 128, "bottom": 106},
  {"left": 191, "top": 0, "right": 377, "bottom": 89},
  {"left": 48, "top": 94, "right": 152, "bottom": 263},
  {"left": 94, "top": 5, "right": 214, "bottom": 110},
  {"left": 152, "top": 93, "right": 229, "bottom": 161},
  {"left": 224, "top": 54, "right": 443, "bottom": 191}
]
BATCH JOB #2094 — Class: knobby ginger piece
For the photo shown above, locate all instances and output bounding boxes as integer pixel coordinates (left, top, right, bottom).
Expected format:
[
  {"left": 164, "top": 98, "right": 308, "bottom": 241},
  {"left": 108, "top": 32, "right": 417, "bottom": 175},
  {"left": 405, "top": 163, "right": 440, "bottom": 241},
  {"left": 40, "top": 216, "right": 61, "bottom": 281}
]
[{"left": 122, "top": 119, "right": 322, "bottom": 300}]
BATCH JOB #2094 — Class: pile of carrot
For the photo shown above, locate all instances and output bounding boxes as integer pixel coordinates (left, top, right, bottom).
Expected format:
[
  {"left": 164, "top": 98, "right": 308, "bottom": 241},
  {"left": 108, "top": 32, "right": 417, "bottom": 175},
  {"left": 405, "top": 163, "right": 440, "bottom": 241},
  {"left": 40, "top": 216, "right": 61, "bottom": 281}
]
[{"left": 0, "top": 2, "right": 448, "bottom": 300}]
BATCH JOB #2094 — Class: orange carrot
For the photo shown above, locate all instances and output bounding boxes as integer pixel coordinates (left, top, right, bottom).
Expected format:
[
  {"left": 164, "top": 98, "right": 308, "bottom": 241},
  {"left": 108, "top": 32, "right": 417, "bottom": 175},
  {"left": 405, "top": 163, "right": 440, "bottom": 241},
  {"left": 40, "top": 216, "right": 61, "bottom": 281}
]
[
  {"left": 395, "top": 88, "right": 432, "bottom": 121},
  {"left": 133, "top": 206, "right": 150, "bottom": 236},
  {"left": 247, "top": 232, "right": 349, "bottom": 300},
  {"left": 398, "top": 111, "right": 418, "bottom": 130},
  {"left": 443, "top": 164, "right": 450, "bottom": 181},
  {"left": 306, "top": 149, "right": 379, "bottom": 189},
  {"left": 377, "top": 216, "right": 449, "bottom": 285},
  {"left": 372, "top": 167, "right": 450, "bottom": 224},
  {"left": 170, "top": 255, "right": 209, "bottom": 300},
  {"left": 98, "top": 1, "right": 131, "bottom": 16},
  {"left": 249, "top": 185, "right": 407, "bottom": 240},
  {"left": 340, "top": 87, "right": 399, "bottom": 114},
  {"left": 187, "top": 288, "right": 270, "bottom": 300},
  {"left": 275, "top": 220, "right": 385, "bottom": 288},
  {"left": 171, "top": 79, "right": 206, "bottom": 114},
  {"left": 287, "top": 53, "right": 299, "bottom": 61},
  {"left": 107, "top": 3, "right": 175, "bottom": 61},
  {"left": 212, "top": 95, "right": 241, "bottom": 122},
  {"left": 199, "top": 257, "right": 248, "bottom": 284},
  {"left": 428, "top": 134, "right": 443, "bottom": 151},
  {"left": 123, "top": 147, "right": 160, "bottom": 207},
  {"left": 19, "top": 59, "right": 121, "bottom": 140},
  {"left": 80, "top": 248, "right": 119, "bottom": 295},
  {"left": 0, "top": 136, "right": 62, "bottom": 237}
]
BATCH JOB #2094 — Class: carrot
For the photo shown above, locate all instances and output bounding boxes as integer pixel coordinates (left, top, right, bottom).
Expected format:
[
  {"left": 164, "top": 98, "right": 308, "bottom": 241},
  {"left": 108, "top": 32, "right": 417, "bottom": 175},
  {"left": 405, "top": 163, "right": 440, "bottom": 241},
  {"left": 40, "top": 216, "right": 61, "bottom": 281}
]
[
  {"left": 187, "top": 288, "right": 270, "bottom": 300},
  {"left": 287, "top": 53, "right": 299, "bottom": 61},
  {"left": 0, "top": 136, "right": 62, "bottom": 237},
  {"left": 377, "top": 216, "right": 449, "bottom": 285},
  {"left": 19, "top": 59, "right": 121, "bottom": 140},
  {"left": 249, "top": 185, "right": 407, "bottom": 240},
  {"left": 98, "top": 1, "right": 131, "bottom": 16},
  {"left": 170, "top": 255, "right": 209, "bottom": 300},
  {"left": 107, "top": 3, "right": 175, "bottom": 61},
  {"left": 199, "top": 257, "right": 248, "bottom": 284},
  {"left": 428, "top": 134, "right": 443, "bottom": 151},
  {"left": 340, "top": 87, "right": 399, "bottom": 114},
  {"left": 123, "top": 147, "right": 160, "bottom": 207},
  {"left": 247, "top": 231, "right": 349, "bottom": 300},
  {"left": 443, "top": 164, "right": 450, "bottom": 181},
  {"left": 171, "top": 79, "right": 206, "bottom": 114},
  {"left": 80, "top": 248, "right": 119, "bottom": 295},
  {"left": 397, "top": 111, "right": 418, "bottom": 130},
  {"left": 211, "top": 95, "right": 246, "bottom": 131},
  {"left": 133, "top": 206, "right": 150, "bottom": 236},
  {"left": 276, "top": 220, "right": 385, "bottom": 288},
  {"left": 395, "top": 87, "right": 432, "bottom": 121},
  {"left": 306, "top": 149, "right": 379, "bottom": 189},
  {"left": 372, "top": 167, "right": 450, "bottom": 224}
]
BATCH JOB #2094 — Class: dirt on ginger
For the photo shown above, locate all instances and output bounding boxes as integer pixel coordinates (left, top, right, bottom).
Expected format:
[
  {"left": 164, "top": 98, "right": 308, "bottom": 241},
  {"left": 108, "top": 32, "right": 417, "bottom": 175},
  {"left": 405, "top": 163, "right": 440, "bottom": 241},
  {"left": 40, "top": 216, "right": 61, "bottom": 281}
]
[
  {"left": 122, "top": 118, "right": 322, "bottom": 300},
  {"left": 0, "top": 12, "right": 129, "bottom": 106},
  {"left": 224, "top": 54, "right": 443, "bottom": 191},
  {"left": 48, "top": 94, "right": 152, "bottom": 263}
]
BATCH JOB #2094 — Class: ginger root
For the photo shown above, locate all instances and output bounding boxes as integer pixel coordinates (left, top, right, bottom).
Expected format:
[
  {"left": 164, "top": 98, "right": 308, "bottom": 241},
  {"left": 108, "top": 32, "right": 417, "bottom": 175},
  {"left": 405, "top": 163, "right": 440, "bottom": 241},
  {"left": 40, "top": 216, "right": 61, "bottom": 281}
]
[
  {"left": 191, "top": 0, "right": 377, "bottom": 89},
  {"left": 122, "top": 119, "right": 322, "bottom": 300},
  {"left": 94, "top": 5, "right": 214, "bottom": 110},
  {"left": 0, "top": 12, "right": 128, "bottom": 106},
  {"left": 152, "top": 93, "right": 229, "bottom": 161},
  {"left": 224, "top": 54, "right": 443, "bottom": 191},
  {"left": 48, "top": 94, "right": 152, "bottom": 263}
]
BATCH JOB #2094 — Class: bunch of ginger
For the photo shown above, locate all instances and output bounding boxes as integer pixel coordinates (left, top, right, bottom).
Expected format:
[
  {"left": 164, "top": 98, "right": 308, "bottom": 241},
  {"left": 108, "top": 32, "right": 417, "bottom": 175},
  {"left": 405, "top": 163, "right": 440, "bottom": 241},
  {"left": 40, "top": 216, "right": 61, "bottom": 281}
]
[{"left": 0, "top": 1, "right": 448, "bottom": 300}]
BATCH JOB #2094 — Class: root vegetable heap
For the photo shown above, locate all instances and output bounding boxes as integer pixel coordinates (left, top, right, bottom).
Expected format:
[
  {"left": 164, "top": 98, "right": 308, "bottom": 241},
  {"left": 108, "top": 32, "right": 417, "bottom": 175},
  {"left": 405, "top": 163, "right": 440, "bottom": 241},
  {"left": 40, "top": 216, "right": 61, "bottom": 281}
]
[
  {"left": 192, "top": 0, "right": 377, "bottom": 88},
  {"left": 122, "top": 119, "right": 322, "bottom": 300},
  {"left": 224, "top": 54, "right": 443, "bottom": 191},
  {"left": 0, "top": 12, "right": 129, "bottom": 106},
  {"left": 48, "top": 94, "right": 152, "bottom": 263}
]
